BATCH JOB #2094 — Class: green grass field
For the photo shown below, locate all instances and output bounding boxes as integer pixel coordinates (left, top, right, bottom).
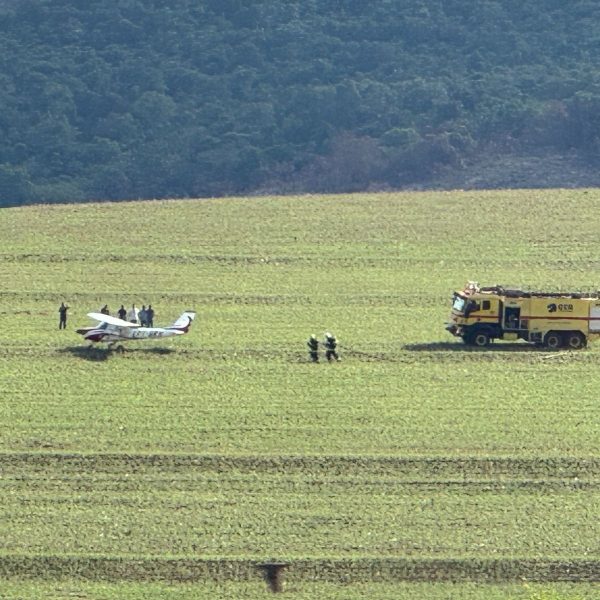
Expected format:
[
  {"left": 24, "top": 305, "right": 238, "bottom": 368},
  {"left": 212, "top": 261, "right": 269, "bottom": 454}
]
[{"left": 0, "top": 191, "right": 598, "bottom": 599}]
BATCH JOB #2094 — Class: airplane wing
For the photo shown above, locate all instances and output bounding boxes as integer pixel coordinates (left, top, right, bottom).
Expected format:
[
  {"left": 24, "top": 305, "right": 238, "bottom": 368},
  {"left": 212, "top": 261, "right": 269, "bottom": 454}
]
[{"left": 87, "top": 312, "right": 141, "bottom": 327}]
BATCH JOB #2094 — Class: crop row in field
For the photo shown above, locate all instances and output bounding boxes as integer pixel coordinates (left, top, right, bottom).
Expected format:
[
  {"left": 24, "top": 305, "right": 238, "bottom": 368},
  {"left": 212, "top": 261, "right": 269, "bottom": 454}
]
[
  {"left": 1, "top": 452, "right": 599, "bottom": 478},
  {"left": 0, "top": 556, "right": 599, "bottom": 584},
  {"left": 0, "top": 580, "right": 596, "bottom": 600}
]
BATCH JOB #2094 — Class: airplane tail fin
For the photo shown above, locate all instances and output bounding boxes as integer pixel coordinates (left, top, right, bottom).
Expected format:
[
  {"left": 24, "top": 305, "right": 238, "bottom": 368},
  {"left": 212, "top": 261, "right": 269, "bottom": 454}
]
[{"left": 168, "top": 311, "right": 196, "bottom": 333}]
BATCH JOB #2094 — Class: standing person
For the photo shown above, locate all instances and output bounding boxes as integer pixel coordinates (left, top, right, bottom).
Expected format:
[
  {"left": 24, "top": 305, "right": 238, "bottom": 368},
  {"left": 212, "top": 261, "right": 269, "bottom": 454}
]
[
  {"left": 324, "top": 332, "right": 340, "bottom": 362},
  {"left": 139, "top": 305, "right": 148, "bottom": 327},
  {"left": 58, "top": 302, "right": 69, "bottom": 329},
  {"left": 100, "top": 304, "right": 110, "bottom": 315},
  {"left": 307, "top": 334, "right": 319, "bottom": 363},
  {"left": 127, "top": 304, "right": 139, "bottom": 324},
  {"left": 146, "top": 305, "right": 154, "bottom": 327},
  {"left": 117, "top": 305, "right": 127, "bottom": 320}
]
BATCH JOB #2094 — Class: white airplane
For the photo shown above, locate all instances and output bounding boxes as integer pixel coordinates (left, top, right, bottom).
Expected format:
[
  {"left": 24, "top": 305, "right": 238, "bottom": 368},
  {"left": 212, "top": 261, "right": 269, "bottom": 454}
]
[{"left": 76, "top": 311, "right": 195, "bottom": 349}]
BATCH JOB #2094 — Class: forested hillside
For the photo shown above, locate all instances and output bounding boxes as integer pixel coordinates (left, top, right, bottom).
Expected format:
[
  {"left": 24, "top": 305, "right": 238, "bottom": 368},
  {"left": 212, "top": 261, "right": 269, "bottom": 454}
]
[{"left": 2, "top": 0, "right": 600, "bottom": 205}]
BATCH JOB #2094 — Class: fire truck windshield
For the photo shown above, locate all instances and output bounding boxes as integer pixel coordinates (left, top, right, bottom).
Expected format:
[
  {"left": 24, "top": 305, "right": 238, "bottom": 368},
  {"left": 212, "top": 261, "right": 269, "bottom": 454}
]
[{"left": 452, "top": 295, "right": 466, "bottom": 312}]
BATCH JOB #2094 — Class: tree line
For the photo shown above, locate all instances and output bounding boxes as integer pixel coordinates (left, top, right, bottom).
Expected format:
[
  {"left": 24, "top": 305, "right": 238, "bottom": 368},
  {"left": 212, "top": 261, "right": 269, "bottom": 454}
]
[{"left": 1, "top": 0, "right": 600, "bottom": 205}]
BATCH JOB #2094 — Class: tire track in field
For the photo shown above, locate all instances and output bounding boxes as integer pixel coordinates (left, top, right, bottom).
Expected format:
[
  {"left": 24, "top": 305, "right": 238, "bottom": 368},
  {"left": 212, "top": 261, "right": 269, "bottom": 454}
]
[
  {"left": 2, "top": 344, "right": 600, "bottom": 367},
  {"left": 0, "top": 289, "right": 449, "bottom": 307},
  {"left": 4, "top": 251, "right": 600, "bottom": 274},
  {"left": 0, "top": 555, "right": 597, "bottom": 583},
  {"left": 4, "top": 476, "right": 598, "bottom": 494},
  {"left": 0, "top": 452, "right": 598, "bottom": 479},
  {"left": 0, "top": 252, "right": 461, "bottom": 269}
]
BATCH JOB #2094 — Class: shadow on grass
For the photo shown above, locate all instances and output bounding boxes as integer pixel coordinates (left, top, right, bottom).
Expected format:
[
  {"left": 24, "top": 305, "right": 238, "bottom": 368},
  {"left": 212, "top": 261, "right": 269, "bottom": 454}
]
[
  {"left": 60, "top": 345, "right": 176, "bottom": 361},
  {"left": 60, "top": 345, "right": 111, "bottom": 361},
  {"left": 403, "top": 341, "right": 554, "bottom": 353},
  {"left": 136, "top": 346, "right": 177, "bottom": 356}
]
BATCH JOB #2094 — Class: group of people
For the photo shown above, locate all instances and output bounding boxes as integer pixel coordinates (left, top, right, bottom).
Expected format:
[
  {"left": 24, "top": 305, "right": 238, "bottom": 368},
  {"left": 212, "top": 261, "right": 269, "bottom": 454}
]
[
  {"left": 109, "top": 304, "right": 155, "bottom": 327},
  {"left": 307, "top": 332, "right": 340, "bottom": 363}
]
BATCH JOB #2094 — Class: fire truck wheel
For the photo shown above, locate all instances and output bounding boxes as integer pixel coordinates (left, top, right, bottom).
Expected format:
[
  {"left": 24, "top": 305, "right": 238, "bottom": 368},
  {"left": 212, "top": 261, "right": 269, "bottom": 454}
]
[
  {"left": 472, "top": 331, "right": 491, "bottom": 347},
  {"left": 565, "top": 332, "right": 586, "bottom": 349},
  {"left": 544, "top": 331, "right": 563, "bottom": 349}
]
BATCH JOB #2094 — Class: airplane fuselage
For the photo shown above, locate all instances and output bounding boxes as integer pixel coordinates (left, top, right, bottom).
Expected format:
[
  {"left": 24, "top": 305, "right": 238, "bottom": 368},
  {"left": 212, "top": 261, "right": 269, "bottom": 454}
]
[{"left": 76, "top": 324, "right": 185, "bottom": 343}]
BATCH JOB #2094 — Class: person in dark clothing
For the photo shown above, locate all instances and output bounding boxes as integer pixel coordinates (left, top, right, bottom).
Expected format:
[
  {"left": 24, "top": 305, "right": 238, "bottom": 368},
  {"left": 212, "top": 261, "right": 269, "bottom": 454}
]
[
  {"left": 146, "top": 305, "right": 154, "bottom": 327},
  {"left": 307, "top": 334, "right": 319, "bottom": 363},
  {"left": 324, "top": 332, "right": 340, "bottom": 362},
  {"left": 117, "top": 305, "right": 127, "bottom": 320},
  {"left": 58, "top": 303, "right": 69, "bottom": 329},
  {"left": 139, "top": 305, "right": 148, "bottom": 327},
  {"left": 100, "top": 305, "right": 110, "bottom": 315}
]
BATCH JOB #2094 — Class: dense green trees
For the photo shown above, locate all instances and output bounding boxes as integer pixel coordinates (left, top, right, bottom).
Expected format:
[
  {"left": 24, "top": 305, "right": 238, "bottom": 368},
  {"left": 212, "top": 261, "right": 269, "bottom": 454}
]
[{"left": 1, "top": 0, "right": 600, "bottom": 205}]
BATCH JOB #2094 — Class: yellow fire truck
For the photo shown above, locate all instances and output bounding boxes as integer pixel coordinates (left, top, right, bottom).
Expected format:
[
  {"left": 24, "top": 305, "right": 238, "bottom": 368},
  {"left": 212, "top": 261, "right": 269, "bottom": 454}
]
[{"left": 446, "top": 282, "right": 600, "bottom": 348}]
